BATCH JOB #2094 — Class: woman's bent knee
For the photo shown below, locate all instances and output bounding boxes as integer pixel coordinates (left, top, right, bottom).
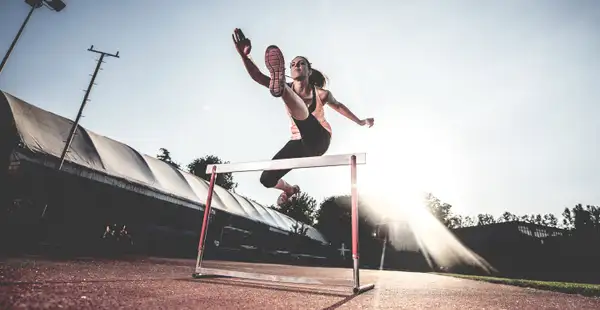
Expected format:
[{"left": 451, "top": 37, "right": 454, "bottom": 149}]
[{"left": 260, "top": 172, "right": 278, "bottom": 188}]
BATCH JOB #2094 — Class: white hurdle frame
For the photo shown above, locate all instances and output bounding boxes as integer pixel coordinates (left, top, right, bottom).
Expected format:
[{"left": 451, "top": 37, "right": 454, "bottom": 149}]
[{"left": 192, "top": 153, "right": 375, "bottom": 295}]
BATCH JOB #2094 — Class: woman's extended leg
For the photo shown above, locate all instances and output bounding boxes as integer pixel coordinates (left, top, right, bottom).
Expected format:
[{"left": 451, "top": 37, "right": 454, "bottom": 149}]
[{"left": 265, "top": 45, "right": 309, "bottom": 120}]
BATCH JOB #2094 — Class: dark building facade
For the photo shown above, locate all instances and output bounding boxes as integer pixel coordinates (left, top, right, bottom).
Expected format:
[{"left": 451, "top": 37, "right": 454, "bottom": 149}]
[
  {"left": 0, "top": 90, "right": 331, "bottom": 263},
  {"left": 451, "top": 221, "right": 599, "bottom": 283}
]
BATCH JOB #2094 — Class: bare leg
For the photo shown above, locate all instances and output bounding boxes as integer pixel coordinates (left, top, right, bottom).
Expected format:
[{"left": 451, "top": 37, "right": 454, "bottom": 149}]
[
  {"left": 275, "top": 179, "right": 295, "bottom": 194},
  {"left": 260, "top": 140, "right": 304, "bottom": 192},
  {"left": 265, "top": 45, "right": 309, "bottom": 120},
  {"left": 281, "top": 84, "right": 309, "bottom": 120}
]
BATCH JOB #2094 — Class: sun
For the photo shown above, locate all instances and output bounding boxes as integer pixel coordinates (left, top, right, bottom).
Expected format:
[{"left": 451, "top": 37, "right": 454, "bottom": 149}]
[{"left": 356, "top": 109, "right": 469, "bottom": 214}]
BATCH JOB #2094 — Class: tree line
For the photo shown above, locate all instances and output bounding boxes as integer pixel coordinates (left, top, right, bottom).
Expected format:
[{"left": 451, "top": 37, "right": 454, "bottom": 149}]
[{"left": 422, "top": 192, "right": 599, "bottom": 234}]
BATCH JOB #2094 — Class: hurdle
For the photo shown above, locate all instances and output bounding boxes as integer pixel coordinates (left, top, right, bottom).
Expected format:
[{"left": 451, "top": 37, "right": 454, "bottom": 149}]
[{"left": 192, "top": 153, "right": 375, "bottom": 295}]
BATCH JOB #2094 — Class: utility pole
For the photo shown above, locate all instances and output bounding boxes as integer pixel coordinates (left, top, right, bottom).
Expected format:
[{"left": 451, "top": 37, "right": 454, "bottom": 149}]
[
  {"left": 57, "top": 45, "right": 119, "bottom": 170},
  {"left": 40, "top": 45, "right": 119, "bottom": 219}
]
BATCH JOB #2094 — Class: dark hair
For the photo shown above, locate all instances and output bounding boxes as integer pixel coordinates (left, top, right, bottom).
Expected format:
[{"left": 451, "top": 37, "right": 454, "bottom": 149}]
[
  {"left": 297, "top": 56, "right": 328, "bottom": 88},
  {"left": 309, "top": 68, "right": 327, "bottom": 88}
]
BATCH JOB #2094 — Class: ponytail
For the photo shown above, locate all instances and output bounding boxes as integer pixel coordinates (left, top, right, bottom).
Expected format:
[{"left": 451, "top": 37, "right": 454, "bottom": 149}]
[{"left": 309, "top": 68, "right": 328, "bottom": 88}]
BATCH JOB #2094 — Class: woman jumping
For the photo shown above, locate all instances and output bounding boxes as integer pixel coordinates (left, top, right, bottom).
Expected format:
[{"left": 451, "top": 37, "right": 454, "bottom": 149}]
[{"left": 232, "top": 28, "right": 375, "bottom": 206}]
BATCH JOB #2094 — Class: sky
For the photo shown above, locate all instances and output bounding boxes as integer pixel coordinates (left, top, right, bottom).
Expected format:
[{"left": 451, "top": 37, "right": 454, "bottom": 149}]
[{"left": 0, "top": 0, "right": 599, "bottom": 219}]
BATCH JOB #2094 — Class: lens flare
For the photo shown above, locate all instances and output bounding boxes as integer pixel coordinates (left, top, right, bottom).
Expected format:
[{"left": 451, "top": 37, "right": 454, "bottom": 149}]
[{"left": 361, "top": 191, "right": 496, "bottom": 274}]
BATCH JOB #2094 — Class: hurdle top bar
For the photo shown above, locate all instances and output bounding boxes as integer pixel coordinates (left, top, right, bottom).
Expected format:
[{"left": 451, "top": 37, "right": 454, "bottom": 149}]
[{"left": 206, "top": 153, "right": 366, "bottom": 174}]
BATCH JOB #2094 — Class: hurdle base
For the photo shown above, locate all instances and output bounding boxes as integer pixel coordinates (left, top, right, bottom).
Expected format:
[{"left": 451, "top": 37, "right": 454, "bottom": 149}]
[
  {"left": 192, "top": 272, "right": 222, "bottom": 279},
  {"left": 193, "top": 267, "right": 375, "bottom": 295},
  {"left": 353, "top": 283, "right": 375, "bottom": 295},
  {"left": 193, "top": 267, "right": 324, "bottom": 285}
]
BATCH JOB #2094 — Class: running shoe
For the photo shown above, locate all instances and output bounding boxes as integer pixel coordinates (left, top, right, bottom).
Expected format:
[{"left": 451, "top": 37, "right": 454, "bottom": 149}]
[
  {"left": 265, "top": 45, "right": 286, "bottom": 97},
  {"left": 276, "top": 185, "right": 300, "bottom": 206}
]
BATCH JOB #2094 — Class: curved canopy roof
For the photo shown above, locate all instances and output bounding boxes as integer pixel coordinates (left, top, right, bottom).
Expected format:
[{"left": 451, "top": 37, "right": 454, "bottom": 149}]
[{"left": 1, "top": 91, "right": 328, "bottom": 244}]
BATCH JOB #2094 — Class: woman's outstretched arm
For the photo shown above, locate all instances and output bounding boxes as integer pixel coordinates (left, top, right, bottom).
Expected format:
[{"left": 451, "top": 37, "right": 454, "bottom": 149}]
[
  {"left": 323, "top": 90, "right": 374, "bottom": 127},
  {"left": 232, "top": 28, "right": 270, "bottom": 88},
  {"left": 240, "top": 55, "right": 270, "bottom": 88}
]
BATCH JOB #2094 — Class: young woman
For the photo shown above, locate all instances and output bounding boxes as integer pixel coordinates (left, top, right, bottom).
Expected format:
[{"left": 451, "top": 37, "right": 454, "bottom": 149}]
[{"left": 232, "top": 28, "right": 375, "bottom": 206}]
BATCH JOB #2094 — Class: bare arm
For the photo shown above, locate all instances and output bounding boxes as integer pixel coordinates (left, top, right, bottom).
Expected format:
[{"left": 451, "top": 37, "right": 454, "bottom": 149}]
[
  {"left": 240, "top": 54, "right": 270, "bottom": 88},
  {"left": 231, "top": 29, "right": 270, "bottom": 88},
  {"left": 323, "top": 90, "right": 374, "bottom": 127}
]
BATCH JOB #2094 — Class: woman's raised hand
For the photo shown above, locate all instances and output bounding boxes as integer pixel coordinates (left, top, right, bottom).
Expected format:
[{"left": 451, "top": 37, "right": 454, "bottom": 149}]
[{"left": 232, "top": 28, "right": 252, "bottom": 57}]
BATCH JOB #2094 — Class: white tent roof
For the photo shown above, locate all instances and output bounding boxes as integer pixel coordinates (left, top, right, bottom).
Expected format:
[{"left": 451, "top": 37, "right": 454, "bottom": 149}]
[{"left": 1, "top": 90, "right": 328, "bottom": 244}]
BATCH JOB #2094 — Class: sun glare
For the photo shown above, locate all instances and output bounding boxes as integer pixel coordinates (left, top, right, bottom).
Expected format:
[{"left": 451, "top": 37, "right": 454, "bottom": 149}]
[
  {"left": 360, "top": 110, "right": 465, "bottom": 200},
  {"left": 352, "top": 111, "right": 493, "bottom": 273}
]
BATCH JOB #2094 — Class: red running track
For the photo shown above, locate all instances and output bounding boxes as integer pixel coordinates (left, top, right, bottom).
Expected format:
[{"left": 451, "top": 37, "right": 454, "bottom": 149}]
[{"left": 1, "top": 255, "right": 599, "bottom": 309}]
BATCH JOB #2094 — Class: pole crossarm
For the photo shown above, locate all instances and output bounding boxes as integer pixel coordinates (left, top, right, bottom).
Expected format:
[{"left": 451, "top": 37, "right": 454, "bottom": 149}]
[{"left": 205, "top": 153, "right": 367, "bottom": 174}]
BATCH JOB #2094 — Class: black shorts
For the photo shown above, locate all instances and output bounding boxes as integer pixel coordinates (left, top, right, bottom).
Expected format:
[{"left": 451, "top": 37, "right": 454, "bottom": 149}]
[{"left": 259, "top": 114, "right": 331, "bottom": 188}]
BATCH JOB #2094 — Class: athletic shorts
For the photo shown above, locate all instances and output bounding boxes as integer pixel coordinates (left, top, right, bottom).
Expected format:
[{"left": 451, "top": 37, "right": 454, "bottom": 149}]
[{"left": 259, "top": 114, "right": 331, "bottom": 188}]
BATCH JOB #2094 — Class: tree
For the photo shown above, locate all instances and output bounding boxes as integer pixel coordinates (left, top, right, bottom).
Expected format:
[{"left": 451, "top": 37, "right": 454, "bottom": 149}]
[
  {"left": 187, "top": 155, "right": 238, "bottom": 191},
  {"left": 424, "top": 193, "right": 462, "bottom": 228},
  {"left": 314, "top": 196, "right": 352, "bottom": 245},
  {"left": 497, "top": 212, "right": 519, "bottom": 223},
  {"left": 520, "top": 214, "right": 533, "bottom": 223},
  {"left": 462, "top": 215, "right": 476, "bottom": 227},
  {"left": 157, "top": 148, "right": 180, "bottom": 169},
  {"left": 313, "top": 195, "right": 379, "bottom": 245},
  {"left": 272, "top": 192, "right": 318, "bottom": 227},
  {"left": 313, "top": 195, "right": 389, "bottom": 265},
  {"left": 476, "top": 213, "right": 496, "bottom": 226},
  {"left": 447, "top": 214, "right": 464, "bottom": 229},
  {"left": 543, "top": 213, "right": 559, "bottom": 227},
  {"left": 588, "top": 205, "right": 600, "bottom": 233},
  {"left": 562, "top": 207, "right": 575, "bottom": 230},
  {"left": 562, "top": 204, "right": 600, "bottom": 234}
]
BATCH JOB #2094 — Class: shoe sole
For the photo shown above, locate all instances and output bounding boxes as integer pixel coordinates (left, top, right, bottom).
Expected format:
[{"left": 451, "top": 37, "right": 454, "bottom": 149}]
[{"left": 265, "top": 45, "right": 285, "bottom": 97}]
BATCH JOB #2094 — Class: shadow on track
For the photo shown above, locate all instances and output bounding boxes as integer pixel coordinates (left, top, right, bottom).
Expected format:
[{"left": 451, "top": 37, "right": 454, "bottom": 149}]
[{"left": 185, "top": 277, "right": 363, "bottom": 309}]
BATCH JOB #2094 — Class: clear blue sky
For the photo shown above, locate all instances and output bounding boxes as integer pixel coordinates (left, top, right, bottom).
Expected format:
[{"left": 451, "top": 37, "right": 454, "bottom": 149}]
[{"left": 1, "top": 0, "right": 599, "bottom": 219}]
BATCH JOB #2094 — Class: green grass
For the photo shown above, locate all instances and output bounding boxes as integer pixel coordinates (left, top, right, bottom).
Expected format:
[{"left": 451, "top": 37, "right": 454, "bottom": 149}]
[{"left": 435, "top": 273, "right": 600, "bottom": 298}]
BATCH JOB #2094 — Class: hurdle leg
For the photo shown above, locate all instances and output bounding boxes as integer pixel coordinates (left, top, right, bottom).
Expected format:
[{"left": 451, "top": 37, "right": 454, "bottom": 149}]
[
  {"left": 193, "top": 166, "right": 217, "bottom": 277},
  {"left": 350, "top": 155, "right": 375, "bottom": 294}
]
